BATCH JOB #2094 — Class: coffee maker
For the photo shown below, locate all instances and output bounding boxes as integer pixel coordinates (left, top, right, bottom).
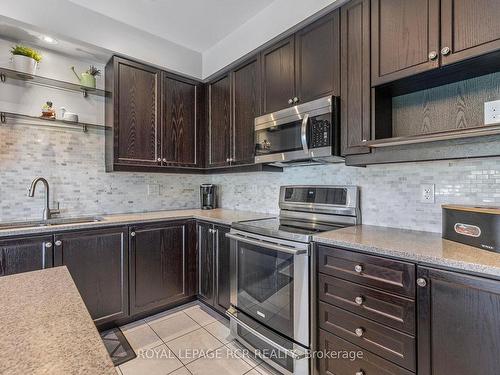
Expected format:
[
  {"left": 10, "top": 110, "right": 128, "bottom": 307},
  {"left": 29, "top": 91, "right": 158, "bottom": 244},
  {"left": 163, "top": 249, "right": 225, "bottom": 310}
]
[{"left": 200, "top": 184, "right": 217, "bottom": 210}]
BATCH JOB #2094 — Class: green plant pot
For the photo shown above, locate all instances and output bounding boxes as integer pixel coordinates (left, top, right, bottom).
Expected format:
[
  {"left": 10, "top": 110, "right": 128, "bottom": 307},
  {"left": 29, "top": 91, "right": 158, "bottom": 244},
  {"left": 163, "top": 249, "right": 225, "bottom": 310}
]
[{"left": 80, "top": 73, "right": 96, "bottom": 89}]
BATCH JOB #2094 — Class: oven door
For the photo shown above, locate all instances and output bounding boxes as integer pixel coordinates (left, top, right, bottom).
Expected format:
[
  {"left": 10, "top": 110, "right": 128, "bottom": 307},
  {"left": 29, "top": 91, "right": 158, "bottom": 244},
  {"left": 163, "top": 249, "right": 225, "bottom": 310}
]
[{"left": 226, "top": 230, "right": 310, "bottom": 345}]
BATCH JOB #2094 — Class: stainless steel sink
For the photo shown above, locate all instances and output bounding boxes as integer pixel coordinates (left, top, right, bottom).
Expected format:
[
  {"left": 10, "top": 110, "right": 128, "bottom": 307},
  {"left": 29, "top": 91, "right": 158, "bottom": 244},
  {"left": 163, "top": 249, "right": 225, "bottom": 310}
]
[{"left": 0, "top": 216, "right": 104, "bottom": 230}]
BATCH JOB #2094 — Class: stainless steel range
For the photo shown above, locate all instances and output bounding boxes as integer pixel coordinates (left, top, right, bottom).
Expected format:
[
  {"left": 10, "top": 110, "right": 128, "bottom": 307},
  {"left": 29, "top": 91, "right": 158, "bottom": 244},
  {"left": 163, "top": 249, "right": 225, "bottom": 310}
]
[{"left": 226, "top": 185, "right": 361, "bottom": 375}]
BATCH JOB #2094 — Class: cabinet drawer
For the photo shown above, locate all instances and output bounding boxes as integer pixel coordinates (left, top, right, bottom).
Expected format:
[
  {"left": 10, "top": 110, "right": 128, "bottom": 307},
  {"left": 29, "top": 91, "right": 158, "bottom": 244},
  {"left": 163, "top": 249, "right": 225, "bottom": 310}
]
[
  {"left": 319, "top": 273, "right": 415, "bottom": 334},
  {"left": 319, "top": 302, "right": 415, "bottom": 371},
  {"left": 319, "top": 329, "right": 413, "bottom": 375},
  {"left": 318, "top": 246, "right": 415, "bottom": 297}
]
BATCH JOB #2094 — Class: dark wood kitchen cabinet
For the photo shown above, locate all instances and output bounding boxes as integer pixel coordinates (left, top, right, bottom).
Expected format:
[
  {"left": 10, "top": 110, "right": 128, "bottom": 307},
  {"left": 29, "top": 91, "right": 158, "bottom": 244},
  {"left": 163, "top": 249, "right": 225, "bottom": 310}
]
[
  {"left": 53, "top": 227, "right": 128, "bottom": 326},
  {"left": 129, "top": 220, "right": 196, "bottom": 316},
  {"left": 231, "top": 57, "right": 260, "bottom": 165},
  {"left": 261, "top": 36, "right": 296, "bottom": 114},
  {"left": 440, "top": 0, "right": 500, "bottom": 66},
  {"left": 162, "top": 73, "right": 199, "bottom": 167},
  {"left": 197, "top": 222, "right": 231, "bottom": 314},
  {"left": 371, "top": 0, "right": 440, "bottom": 86},
  {"left": 106, "top": 57, "right": 161, "bottom": 168},
  {"left": 340, "top": 0, "right": 371, "bottom": 155},
  {"left": 261, "top": 10, "right": 340, "bottom": 114},
  {"left": 208, "top": 75, "right": 231, "bottom": 167},
  {"left": 417, "top": 266, "right": 500, "bottom": 375},
  {"left": 0, "top": 235, "right": 53, "bottom": 276}
]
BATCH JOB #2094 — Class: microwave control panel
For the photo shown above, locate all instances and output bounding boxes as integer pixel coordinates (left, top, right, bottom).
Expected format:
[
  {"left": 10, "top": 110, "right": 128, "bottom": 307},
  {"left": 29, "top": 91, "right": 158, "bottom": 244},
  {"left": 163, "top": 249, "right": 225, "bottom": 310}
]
[{"left": 310, "top": 119, "right": 331, "bottom": 148}]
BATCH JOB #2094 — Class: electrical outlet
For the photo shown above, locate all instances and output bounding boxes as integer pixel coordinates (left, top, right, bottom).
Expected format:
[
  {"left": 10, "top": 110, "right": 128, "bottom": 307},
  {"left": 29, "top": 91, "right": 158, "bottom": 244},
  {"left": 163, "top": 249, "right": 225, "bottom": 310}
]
[
  {"left": 484, "top": 100, "right": 500, "bottom": 125},
  {"left": 420, "top": 184, "right": 435, "bottom": 204}
]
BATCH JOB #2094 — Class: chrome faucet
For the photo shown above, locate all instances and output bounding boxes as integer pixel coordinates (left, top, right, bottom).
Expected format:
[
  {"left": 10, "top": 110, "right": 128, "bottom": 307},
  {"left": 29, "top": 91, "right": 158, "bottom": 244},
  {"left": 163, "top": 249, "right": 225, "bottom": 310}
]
[{"left": 28, "top": 177, "right": 60, "bottom": 220}]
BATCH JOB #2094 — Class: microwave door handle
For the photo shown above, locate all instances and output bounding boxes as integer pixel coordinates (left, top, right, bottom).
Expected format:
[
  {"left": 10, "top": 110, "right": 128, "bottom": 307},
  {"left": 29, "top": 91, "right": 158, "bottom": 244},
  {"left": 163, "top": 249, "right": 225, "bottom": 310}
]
[{"left": 301, "top": 114, "right": 309, "bottom": 154}]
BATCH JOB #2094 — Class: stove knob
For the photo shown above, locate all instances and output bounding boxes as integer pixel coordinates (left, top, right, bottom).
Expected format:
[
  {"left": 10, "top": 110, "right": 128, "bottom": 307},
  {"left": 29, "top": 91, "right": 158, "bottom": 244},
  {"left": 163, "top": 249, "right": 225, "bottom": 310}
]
[
  {"left": 354, "top": 264, "right": 363, "bottom": 273},
  {"left": 355, "top": 328, "right": 364, "bottom": 337},
  {"left": 355, "top": 296, "right": 364, "bottom": 305}
]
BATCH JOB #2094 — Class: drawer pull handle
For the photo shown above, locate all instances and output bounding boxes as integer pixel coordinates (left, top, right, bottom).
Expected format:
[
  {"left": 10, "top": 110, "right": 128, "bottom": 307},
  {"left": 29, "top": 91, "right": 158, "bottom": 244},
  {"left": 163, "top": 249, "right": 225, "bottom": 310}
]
[
  {"left": 354, "top": 264, "right": 363, "bottom": 273},
  {"left": 356, "top": 371, "right": 365, "bottom": 375},
  {"left": 355, "top": 328, "right": 364, "bottom": 337},
  {"left": 355, "top": 296, "right": 364, "bottom": 305}
]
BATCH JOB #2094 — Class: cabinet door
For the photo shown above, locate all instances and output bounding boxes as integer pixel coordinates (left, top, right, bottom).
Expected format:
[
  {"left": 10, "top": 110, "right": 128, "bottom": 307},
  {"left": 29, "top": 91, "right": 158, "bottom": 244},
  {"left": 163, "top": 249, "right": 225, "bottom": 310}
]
[
  {"left": 417, "top": 267, "right": 500, "bottom": 375},
  {"left": 208, "top": 75, "right": 231, "bottom": 167},
  {"left": 114, "top": 57, "right": 161, "bottom": 166},
  {"left": 214, "top": 224, "right": 231, "bottom": 313},
  {"left": 261, "top": 36, "right": 295, "bottom": 114},
  {"left": 371, "top": 0, "right": 440, "bottom": 86},
  {"left": 130, "top": 221, "right": 194, "bottom": 316},
  {"left": 441, "top": 0, "right": 500, "bottom": 66},
  {"left": 54, "top": 228, "right": 128, "bottom": 325},
  {"left": 341, "top": 0, "right": 371, "bottom": 155},
  {"left": 295, "top": 10, "right": 340, "bottom": 103},
  {"left": 232, "top": 57, "right": 260, "bottom": 165},
  {"left": 0, "top": 235, "right": 53, "bottom": 276},
  {"left": 162, "top": 74, "right": 198, "bottom": 167},
  {"left": 197, "top": 222, "right": 214, "bottom": 304}
]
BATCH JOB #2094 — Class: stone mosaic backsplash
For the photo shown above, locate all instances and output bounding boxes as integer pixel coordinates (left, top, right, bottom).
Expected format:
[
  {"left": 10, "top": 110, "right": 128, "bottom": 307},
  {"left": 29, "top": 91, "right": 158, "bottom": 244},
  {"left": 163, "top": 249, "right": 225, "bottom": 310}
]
[{"left": 211, "top": 158, "right": 500, "bottom": 233}]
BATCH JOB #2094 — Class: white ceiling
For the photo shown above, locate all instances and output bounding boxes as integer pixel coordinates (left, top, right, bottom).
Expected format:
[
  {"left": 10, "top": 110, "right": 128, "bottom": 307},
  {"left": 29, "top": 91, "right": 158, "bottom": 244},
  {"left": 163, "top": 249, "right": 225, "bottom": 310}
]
[{"left": 67, "top": 0, "right": 275, "bottom": 52}]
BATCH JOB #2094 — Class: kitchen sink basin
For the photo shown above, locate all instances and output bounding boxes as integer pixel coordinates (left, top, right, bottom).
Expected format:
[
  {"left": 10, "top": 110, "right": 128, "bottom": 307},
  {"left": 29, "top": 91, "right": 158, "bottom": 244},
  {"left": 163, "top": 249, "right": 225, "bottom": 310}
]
[{"left": 0, "top": 216, "right": 104, "bottom": 230}]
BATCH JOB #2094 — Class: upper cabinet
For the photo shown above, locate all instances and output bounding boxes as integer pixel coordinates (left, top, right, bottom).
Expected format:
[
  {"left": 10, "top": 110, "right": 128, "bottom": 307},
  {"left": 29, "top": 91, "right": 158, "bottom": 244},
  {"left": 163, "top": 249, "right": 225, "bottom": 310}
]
[
  {"left": 440, "top": 0, "right": 500, "bottom": 66},
  {"left": 106, "top": 56, "right": 200, "bottom": 172},
  {"left": 106, "top": 57, "right": 161, "bottom": 167},
  {"left": 295, "top": 11, "right": 340, "bottom": 104},
  {"left": 371, "top": 0, "right": 440, "bottom": 86},
  {"left": 162, "top": 74, "right": 199, "bottom": 167},
  {"left": 261, "top": 10, "right": 340, "bottom": 114},
  {"left": 208, "top": 75, "right": 231, "bottom": 168},
  {"left": 231, "top": 56, "right": 261, "bottom": 165},
  {"left": 340, "top": 0, "right": 371, "bottom": 156}
]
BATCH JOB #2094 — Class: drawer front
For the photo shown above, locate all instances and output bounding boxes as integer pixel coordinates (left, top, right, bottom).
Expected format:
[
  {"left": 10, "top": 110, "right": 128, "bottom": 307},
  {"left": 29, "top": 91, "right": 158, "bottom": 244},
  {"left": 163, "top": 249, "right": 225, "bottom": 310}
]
[
  {"left": 318, "top": 246, "right": 416, "bottom": 297},
  {"left": 319, "top": 302, "right": 415, "bottom": 371},
  {"left": 319, "top": 273, "right": 415, "bottom": 334},
  {"left": 319, "top": 329, "right": 414, "bottom": 375}
]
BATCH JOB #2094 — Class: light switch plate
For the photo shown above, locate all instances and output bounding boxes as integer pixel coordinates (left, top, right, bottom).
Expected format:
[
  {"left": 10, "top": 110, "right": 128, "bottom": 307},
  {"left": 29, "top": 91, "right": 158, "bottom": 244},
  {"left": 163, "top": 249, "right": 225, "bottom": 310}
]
[
  {"left": 420, "top": 184, "right": 435, "bottom": 204},
  {"left": 484, "top": 100, "right": 500, "bottom": 125}
]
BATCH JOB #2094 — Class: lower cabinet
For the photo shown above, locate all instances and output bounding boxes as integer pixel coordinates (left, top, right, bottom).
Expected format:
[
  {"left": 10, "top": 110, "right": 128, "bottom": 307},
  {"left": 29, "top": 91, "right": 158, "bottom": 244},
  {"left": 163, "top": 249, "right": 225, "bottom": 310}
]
[
  {"left": 54, "top": 227, "right": 129, "bottom": 326},
  {"left": 197, "top": 221, "right": 231, "bottom": 314},
  {"left": 129, "top": 220, "right": 196, "bottom": 316},
  {"left": 417, "top": 266, "right": 500, "bottom": 375},
  {"left": 0, "top": 235, "right": 53, "bottom": 276}
]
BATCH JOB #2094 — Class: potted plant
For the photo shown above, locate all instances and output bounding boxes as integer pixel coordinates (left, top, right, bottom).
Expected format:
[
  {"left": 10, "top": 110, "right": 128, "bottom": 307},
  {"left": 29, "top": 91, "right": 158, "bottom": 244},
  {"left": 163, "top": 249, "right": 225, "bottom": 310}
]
[
  {"left": 71, "top": 65, "right": 101, "bottom": 89},
  {"left": 10, "top": 45, "right": 42, "bottom": 76}
]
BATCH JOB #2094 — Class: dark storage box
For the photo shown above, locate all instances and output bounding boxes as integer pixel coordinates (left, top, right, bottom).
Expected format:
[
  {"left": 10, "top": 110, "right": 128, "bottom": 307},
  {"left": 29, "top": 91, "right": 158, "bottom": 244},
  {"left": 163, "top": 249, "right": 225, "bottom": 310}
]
[{"left": 442, "top": 205, "right": 500, "bottom": 253}]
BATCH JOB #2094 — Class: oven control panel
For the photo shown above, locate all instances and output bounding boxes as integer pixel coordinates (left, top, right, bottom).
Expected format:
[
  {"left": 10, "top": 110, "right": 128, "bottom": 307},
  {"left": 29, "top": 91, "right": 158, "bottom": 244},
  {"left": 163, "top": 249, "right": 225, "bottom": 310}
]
[{"left": 310, "top": 119, "right": 331, "bottom": 148}]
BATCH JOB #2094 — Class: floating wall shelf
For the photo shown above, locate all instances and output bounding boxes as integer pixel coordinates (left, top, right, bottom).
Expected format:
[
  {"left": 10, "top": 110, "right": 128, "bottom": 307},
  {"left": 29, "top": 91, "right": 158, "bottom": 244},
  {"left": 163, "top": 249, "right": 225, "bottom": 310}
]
[
  {"left": 0, "top": 111, "right": 110, "bottom": 132},
  {"left": 0, "top": 67, "right": 109, "bottom": 98}
]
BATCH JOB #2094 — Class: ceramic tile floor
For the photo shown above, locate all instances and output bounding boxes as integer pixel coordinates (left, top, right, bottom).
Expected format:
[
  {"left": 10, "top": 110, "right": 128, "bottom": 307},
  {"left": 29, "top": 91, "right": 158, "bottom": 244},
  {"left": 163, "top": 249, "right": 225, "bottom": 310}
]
[{"left": 115, "top": 302, "right": 282, "bottom": 375}]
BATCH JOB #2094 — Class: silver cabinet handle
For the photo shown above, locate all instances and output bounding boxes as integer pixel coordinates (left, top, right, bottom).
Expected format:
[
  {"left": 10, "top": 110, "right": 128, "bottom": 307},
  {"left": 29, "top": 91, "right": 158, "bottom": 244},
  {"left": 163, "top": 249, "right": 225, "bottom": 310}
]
[
  {"left": 157, "top": 158, "right": 161, "bottom": 162},
  {"left": 288, "top": 98, "right": 293, "bottom": 104},
  {"left": 356, "top": 371, "right": 365, "bottom": 375},
  {"left": 293, "top": 97, "right": 299, "bottom": 103},
  {"left": 226, "top": 307, "right": 307, "bottom": 360},
  {"left": 417, "top": 278, "right": 427, "bottom": 287},
  {"left": 226, "top": 232, "right": 308, "bottom": 256},
  {"left": 355, "top": 328, "right": 364, "bottom": 337},
  {"left": 441, "top": 46, "right": 451, "bottom": 56},
  {"left": 162, "top": 158, "right": 167, "bottom": 163},
  {"left": 354, "top": 264, "right": 363, "bottom": 273},
  {"left": 355, "top": 296, "right": 364, "bottom": 305},
  {"left": 45, "top": 242, "right": 52, "bottom": 248},
  {"left": 55, "top": 240, "right": 62, "bottom": 246},
  {"left": 130, "top": 232, "right": 136, "bottom": 237},
  {"left": 428, "top": 51, "right": 438, "bottom": 60}
]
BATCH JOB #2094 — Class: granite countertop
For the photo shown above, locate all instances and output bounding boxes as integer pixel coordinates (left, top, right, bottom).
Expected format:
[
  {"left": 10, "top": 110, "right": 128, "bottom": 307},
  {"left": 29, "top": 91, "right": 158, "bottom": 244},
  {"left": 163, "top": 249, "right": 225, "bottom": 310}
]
[
  {"left": 0, "top": 267, "right": 116, "bottom": 375},
  {"left": 0, "top": 208, "right": 273, "bottom": 238},
  {"left": 313, "top": 225, "right": 500, "bottom": 278}
]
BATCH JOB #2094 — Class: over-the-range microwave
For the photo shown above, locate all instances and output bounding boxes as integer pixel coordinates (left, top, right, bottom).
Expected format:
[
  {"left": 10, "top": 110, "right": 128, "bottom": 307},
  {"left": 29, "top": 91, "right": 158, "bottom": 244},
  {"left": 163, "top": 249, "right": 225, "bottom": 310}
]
[{"left": 254, "top": 95, "right": 342, "bottom": 167}]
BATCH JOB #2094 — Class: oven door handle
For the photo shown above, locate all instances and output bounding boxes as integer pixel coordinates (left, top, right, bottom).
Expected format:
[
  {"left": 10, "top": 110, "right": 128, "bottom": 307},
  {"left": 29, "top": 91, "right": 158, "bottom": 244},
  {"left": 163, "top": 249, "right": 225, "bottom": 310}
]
[
  {"left": 226, "top": 307, "right": 308, "bottom": 360},
  {"left": 301, "top": 113, "right": 310, "bottom": 154},
  {"left": 225, "top": 233, "right": 308, "bottom": 255}
]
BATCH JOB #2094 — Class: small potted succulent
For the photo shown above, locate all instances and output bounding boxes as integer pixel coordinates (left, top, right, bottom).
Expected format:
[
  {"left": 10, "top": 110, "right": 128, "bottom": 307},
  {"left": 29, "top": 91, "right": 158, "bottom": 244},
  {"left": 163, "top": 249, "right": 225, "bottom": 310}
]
[
  {"left": 71, "top": 65, "right": 101, "bottom": 89},
  {"left": 10, "top": 45, "right": 42, "bottom": 76}
]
